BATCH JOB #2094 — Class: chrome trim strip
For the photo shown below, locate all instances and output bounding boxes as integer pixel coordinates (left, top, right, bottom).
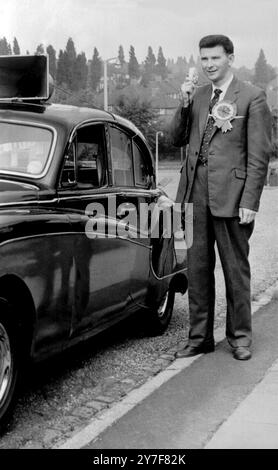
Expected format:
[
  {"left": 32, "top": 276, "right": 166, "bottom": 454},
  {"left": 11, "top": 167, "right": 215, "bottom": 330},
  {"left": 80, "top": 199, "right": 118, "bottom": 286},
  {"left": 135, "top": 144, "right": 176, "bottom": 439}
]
[
  {"left": 150, "top": 263, "right": 187, "bottom": 281},
  {"left": 118, "top": 236, "right": 152, "bottom": 249},
  {"left": 0, "top": 188, "right": 159, "bottom": 207},
  {"left": 0, "top": 118, "right": 57, "bottom": 179},
  {"left": 57, "top": 190, "right": 158, "bottom": 201},
  {"left": 0, "top": 179, "right": 39, "bottom": 190},
  {"left": 0, "top": 230, "right": 153, "bottom": 249},
  {"left": 0, "top": 232, "right": 78, "bottom": 247},
  {"left": 0, "top": 188, "right": 159, "bottom": 208},
  {"left": 149, "top": 248, "right": 187, "bottom": 281},
  {"left": 0, "top": 198, "right": 59, "bottom": 207}
]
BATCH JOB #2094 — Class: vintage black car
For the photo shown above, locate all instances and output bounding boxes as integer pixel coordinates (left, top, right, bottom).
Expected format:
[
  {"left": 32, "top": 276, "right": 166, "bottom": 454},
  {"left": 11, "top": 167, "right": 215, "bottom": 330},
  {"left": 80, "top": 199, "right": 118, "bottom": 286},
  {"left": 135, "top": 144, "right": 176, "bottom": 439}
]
[{"left": 0, "top": 58, "right": 187, "bottom": 428}]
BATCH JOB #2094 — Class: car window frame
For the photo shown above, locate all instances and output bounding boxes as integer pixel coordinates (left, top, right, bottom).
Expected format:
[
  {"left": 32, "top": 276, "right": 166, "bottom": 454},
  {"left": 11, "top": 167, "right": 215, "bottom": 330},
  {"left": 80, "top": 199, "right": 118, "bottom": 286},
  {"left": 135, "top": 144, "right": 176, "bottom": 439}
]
[
  {"left": 108, "top": 124, "right": 135, "bottom": 188},
  {"left": 132, "top": 136, "right": 154, "bottom": 189},
  {"left": 59, "top": 121, "right": 109, "bottom": 191},
  {"left": 0, "top": 118, "right": 57, "bottom": 179}
]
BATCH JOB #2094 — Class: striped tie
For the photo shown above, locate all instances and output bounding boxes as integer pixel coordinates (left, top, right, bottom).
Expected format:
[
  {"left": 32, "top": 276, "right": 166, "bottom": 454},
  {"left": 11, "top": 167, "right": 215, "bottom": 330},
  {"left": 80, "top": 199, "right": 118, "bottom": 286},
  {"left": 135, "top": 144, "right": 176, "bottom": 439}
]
[{"left": 198, "top": 88, "right": 222, "bottom": 165}]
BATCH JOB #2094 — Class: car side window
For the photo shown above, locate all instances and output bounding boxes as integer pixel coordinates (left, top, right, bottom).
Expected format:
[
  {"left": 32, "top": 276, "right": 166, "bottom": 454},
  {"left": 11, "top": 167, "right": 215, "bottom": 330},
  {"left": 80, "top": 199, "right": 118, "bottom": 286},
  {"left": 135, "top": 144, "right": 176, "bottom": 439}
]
[
  {"left": 110, "top": 126, "right": 134, "bottom": 186},
  {"left": 76, "top": 124, "right": 107, "bottom": 188},
  {"left": 133, "top": 141, "right": 151, "bottom": 187},
  {"left": 60, "top": 124, "right": 107, "bottom": 189}
]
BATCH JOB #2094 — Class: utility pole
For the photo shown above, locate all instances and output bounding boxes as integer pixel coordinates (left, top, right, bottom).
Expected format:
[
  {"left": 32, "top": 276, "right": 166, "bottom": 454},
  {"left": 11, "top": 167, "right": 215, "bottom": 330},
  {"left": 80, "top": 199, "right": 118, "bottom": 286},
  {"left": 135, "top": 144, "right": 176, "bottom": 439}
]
[
  {"left": 103, "top": 57, "right": 118, "bottom": 111},
  {"left": 155, "top": 131, "right": 163, "bottom": 182}
]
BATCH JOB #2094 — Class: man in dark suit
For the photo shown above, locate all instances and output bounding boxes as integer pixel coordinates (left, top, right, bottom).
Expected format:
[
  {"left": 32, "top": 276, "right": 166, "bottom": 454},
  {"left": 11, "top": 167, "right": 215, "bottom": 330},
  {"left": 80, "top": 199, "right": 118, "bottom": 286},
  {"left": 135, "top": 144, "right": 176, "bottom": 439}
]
[{"left": 170, "top": 35, "right": 272, "bottom": 360}]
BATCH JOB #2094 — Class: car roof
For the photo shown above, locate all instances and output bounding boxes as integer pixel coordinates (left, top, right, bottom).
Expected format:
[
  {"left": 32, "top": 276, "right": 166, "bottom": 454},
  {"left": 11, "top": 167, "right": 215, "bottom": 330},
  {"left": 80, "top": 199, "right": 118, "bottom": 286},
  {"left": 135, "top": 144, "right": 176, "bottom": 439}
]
[{"left": 0, "top": 101, "right": 146, "bottom": 140}]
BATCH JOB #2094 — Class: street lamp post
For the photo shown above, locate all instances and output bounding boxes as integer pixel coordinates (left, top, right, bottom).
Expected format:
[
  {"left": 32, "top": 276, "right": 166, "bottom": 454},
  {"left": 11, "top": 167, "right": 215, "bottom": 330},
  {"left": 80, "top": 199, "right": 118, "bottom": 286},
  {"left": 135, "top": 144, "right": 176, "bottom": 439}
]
[
  {"left": 155, "top": 131, "right": 163, "bottom": 182},
  {"left": 103, "top": 57, "right": 118, "bottom": 111}
]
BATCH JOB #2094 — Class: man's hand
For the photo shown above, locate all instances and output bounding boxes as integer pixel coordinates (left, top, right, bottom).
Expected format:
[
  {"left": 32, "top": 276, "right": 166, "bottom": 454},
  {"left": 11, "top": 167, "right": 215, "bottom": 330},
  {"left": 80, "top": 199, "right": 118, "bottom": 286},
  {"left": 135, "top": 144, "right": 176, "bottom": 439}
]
[
  {"left": 180, "top": 80, "right": 196, "bottom": 107},
  {"left": 157, "top": 195, "right": 174, "bottom": 209},
  {"left": 239, "top": 207, "right": 256, "bottom": 224}
]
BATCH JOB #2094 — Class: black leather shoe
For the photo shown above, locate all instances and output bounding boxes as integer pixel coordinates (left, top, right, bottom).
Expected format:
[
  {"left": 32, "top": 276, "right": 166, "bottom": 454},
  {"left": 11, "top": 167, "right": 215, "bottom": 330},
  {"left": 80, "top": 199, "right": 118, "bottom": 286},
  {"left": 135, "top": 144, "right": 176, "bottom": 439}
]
[
  {"left": 233, "top": 346, "right": 252, "bottom": 361},
  {"left": 175, "top": 343, "right": 215, "bottom": 358}
]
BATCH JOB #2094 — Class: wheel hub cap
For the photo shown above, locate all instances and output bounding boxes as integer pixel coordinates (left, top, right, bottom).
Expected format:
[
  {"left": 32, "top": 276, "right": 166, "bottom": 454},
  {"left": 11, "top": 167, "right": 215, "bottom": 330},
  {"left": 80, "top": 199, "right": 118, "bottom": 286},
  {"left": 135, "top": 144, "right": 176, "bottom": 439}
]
[
  {"left": 157, "top": 291, "right": 169, "bottom": 318},
  {"left": 0, "top": 323, "right": 12, "bottom": 404}
]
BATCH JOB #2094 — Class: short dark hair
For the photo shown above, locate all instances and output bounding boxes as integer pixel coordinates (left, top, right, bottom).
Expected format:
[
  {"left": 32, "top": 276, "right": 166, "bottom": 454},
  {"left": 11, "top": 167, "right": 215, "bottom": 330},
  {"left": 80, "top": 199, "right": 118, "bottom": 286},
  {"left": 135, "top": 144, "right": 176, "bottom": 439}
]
[{"left": 199, "top": 35, "right": 234, "bottom": 54}]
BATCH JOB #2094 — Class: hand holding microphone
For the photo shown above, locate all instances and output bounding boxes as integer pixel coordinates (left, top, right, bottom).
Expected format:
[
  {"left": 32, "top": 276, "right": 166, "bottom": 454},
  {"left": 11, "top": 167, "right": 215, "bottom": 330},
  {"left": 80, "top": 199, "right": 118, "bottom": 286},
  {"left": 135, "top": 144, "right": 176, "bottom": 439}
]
[{"left": 180, "top": 67, "right": 198, "bottom": 107}]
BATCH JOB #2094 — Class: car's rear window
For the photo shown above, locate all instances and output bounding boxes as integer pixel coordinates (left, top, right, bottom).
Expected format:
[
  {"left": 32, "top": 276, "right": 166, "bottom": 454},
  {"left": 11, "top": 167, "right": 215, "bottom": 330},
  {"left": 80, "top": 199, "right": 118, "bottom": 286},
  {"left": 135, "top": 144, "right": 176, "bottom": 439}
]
[{"left": 0, "top": 121, "right": 54, "bottom": 176}]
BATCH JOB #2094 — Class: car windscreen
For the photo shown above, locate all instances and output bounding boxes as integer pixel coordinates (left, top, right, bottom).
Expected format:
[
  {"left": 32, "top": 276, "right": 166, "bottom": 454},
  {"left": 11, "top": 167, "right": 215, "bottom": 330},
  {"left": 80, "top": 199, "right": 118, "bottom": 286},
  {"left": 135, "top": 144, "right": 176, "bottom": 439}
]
[{"left": 0, "top": 121, "right": 54, "bottom": 176}]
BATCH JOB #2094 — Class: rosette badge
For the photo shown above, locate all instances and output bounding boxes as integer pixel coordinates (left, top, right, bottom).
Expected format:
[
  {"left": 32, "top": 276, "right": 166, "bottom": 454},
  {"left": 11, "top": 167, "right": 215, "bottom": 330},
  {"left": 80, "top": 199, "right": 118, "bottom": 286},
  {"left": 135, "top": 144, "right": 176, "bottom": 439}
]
[{"left": 211, "top": 100, "right": 237, "bottom": 133}]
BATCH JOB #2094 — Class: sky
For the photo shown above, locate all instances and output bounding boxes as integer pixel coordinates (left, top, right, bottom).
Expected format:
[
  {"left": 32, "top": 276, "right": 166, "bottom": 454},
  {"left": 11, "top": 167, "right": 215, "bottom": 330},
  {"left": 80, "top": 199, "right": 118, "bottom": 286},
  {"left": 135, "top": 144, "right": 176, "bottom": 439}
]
[{"left": 0, "top": 0, "right": 277, "bottom": 68}]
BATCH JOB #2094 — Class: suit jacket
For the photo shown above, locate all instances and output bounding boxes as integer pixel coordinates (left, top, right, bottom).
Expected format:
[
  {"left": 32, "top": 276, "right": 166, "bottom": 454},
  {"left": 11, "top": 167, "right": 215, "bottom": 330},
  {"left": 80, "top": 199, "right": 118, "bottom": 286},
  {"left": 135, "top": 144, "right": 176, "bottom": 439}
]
[{"left": 169, "top": 76, "right": 272, "bottom": 217}]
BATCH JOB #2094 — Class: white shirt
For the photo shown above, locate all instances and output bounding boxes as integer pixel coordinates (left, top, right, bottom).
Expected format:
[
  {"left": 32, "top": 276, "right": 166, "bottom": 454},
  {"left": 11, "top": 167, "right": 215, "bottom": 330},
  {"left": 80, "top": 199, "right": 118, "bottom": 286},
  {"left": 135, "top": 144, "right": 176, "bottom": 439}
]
[{"left": 211, "top": 74, "right": 234, "bottom": 100}]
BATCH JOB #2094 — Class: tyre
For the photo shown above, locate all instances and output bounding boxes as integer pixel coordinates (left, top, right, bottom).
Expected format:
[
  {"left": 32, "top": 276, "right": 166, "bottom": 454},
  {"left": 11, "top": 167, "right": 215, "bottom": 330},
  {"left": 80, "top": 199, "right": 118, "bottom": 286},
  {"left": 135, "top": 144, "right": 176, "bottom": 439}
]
[
  {"left": 148, "top": 289, "right": 175, "bottom": 335},
  {"left": 0, "top": 299, "right": 19, "bottom": 432}
]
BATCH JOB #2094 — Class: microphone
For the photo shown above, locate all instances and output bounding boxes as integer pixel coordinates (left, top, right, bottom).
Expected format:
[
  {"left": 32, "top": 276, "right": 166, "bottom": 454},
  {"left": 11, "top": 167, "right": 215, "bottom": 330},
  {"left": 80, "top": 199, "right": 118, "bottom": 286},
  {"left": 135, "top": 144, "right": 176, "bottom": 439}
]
[
  {"left": 181, "top": 67, "right": 198, "bottom": 104},
  {"left": 187, "top": 67, "right": 199, "bottom": 85}
]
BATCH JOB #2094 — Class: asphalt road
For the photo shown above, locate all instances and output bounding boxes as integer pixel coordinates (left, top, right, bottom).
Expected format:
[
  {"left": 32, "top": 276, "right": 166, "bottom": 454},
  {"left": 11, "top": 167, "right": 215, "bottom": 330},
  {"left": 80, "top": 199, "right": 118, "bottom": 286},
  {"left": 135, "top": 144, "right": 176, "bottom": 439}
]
[{"left": 0, "top": 169, "right": 277, "bottom": 449}]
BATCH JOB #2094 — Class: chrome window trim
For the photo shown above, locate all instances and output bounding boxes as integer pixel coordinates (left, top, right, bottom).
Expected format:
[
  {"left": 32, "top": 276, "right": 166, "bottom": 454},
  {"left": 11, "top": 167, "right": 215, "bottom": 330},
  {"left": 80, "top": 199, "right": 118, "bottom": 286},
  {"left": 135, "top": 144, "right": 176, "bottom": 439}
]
[
  {"left": 68, "top": 119, "right": 114, "bottom": 144},
  {"left": 0, "top": 118, "right": 57, "bottom": 179},
  {"left": 66, "top": 120, "right": 110, "bottom": 188}
]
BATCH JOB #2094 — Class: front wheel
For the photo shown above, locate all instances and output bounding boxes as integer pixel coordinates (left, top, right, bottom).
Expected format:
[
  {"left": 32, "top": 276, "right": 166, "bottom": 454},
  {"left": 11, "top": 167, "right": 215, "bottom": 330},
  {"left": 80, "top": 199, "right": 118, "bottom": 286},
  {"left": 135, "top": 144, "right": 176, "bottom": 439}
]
[
  {"left": 0, "top": 301, "right": 19, "bottom": 432},
  {"left": 148, "top": 289, "right": 175, "bottom": 335}
]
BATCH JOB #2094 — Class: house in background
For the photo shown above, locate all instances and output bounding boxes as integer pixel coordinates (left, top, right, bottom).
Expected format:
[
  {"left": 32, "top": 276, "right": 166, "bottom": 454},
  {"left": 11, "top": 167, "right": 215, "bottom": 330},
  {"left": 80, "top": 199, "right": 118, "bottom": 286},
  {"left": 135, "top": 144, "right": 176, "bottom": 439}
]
[{"left": 101, "top": 75, "right": 182, "bottom": 122}]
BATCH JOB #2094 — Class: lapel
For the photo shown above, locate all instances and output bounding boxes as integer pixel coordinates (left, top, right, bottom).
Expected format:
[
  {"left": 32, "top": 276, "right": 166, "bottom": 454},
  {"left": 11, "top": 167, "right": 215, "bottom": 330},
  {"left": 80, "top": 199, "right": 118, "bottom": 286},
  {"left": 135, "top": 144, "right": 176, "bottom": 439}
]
[
  {"left": 208, "top": 75, "right": 241, "bottom": 142},
  {"left": 198, "top": 85, "right": 212, "bottom": 138}
]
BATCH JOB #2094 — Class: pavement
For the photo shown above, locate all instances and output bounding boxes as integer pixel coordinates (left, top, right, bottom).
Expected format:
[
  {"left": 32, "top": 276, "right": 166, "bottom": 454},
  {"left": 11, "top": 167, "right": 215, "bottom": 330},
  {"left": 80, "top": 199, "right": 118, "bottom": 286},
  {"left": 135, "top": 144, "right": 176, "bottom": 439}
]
[{"left": 58, "top": 284, "right": 278, "bottom": 450}]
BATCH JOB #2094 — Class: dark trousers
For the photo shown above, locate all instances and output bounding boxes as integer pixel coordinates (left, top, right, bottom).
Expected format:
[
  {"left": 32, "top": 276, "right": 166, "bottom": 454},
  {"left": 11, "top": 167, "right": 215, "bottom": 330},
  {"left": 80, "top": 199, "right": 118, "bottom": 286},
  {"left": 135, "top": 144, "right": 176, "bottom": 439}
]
[{"left": 187, "top": 164, "right": 254, "bottom": 348}]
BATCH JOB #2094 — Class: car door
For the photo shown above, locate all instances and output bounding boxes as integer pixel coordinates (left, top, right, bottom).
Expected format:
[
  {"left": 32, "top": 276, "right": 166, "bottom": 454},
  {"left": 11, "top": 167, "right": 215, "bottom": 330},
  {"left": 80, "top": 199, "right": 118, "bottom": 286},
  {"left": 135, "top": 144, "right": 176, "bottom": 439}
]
[
  {"left": 57, "top": 122, "right": 135, "bottom": 337},
  {"left": 108, "top": 124, "right": 159, "bottom": 307}
]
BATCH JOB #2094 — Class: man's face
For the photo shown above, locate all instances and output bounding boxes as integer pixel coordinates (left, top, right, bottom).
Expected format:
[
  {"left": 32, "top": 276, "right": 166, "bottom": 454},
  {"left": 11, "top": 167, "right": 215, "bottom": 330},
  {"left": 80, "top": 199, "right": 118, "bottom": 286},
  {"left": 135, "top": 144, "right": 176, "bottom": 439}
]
[{"left": 200, "top": 45, "right": 234, "bottom": 85}]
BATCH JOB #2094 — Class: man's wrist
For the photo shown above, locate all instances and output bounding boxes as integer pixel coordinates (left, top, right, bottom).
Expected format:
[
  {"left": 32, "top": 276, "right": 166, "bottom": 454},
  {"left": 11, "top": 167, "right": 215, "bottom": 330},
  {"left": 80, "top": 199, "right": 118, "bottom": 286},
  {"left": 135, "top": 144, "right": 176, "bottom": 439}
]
[{"left": 181, "top": 96, "right": 190, "bottom": 108}]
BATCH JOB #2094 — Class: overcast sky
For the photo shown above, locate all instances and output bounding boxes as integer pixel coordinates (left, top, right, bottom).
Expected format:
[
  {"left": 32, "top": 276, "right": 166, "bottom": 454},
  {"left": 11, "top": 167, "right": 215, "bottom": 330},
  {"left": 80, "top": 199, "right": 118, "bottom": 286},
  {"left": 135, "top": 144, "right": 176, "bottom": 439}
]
[{"left": 1, "top": 0, "right": 277, "bottom": 68}]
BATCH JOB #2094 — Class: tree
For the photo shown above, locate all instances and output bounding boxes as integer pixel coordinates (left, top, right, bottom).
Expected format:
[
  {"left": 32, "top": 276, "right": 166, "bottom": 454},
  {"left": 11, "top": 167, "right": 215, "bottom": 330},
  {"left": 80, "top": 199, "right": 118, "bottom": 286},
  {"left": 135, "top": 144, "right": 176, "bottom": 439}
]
[
  {"left": 0, "top": 37, "right": 11, "bottom": 55},
  {"left": 175, "top": 56, "right": 188, "bottom": 80},
  {"left": 64, "top": 37, "right": 77, "bottom": 90},
  {"left": 13, "top": 37, "right": 20, "bottom": 55},
  {"left": 254, "top": 49, "right": 268, "bottom": 88},
  {"left": 56, "top": 50, "right": 68, "bottom": 86},
  {"left": 118, "top": 45, "right": 125, "bottom": 67},
  {"left": 253, "top": 49, "right": 276, "bottom": 89},
  {"left": 114, "top": 94, "right": 158, "bottom": 148},
  {"left": 142, "top": 46, "right": 156, "bottom": 86},
  {"left": 145, "top": 46, "right": 156, "bottom": 71},
  {"left": 35, "top": 44, "right": 45, "bottom": 55},
  {"left": 188, "top": 54, "right": 196, "bottom": 68},
  {"left": 272, "top": 109, "right": 278, "bottom": 159},
  {"left": 89, "top": 47, "right": 102, "bottom": 91},
  {"left": 235, "top": 66, "right": 253, "bottom": 83},
  {"left": 74, "top": 52, "right": 88, "bottom": 91},
  {"left": 52, "top": 86, "right": 96, "bottom": 108},
  {"left": 128, "top": 45, "right": 140, "bottom": 79},
  {"left": 156, "top": 46, "right": 167, "bottom": 79},
  {"left": 46, "top": 45, "right": 57, "bottom": 79}
]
